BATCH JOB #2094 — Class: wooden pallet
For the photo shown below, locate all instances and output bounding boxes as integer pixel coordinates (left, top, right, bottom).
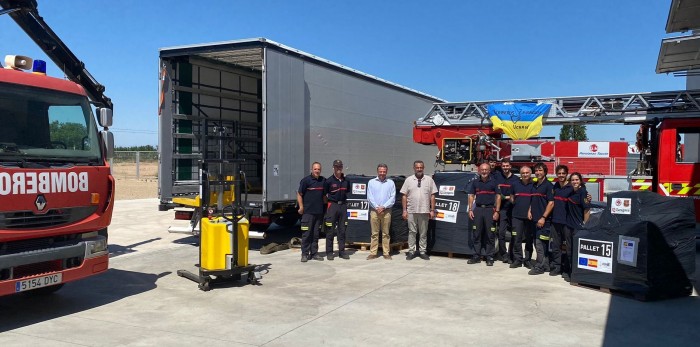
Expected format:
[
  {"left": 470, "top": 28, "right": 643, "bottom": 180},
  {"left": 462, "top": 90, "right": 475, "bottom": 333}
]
[
  {"left": 347, "top": 242, "right": 407, "bottom": 253},
  {"left": 571, "top": 282, "right": 649, "bottom": 301}
]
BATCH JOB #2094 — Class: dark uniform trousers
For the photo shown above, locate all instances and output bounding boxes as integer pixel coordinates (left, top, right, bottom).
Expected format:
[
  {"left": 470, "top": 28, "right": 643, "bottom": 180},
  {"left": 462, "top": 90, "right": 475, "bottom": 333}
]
[
  {"left": 325, "top": 202, "right": 348, "bottom": 254},
  {"left": 511, "top": 217, "right": 534, "bottom": 262},
  {"left": 563, "top": 225, "right": 575, "bottom": 275},
  {"left": 497, "top": 201, "right": 513, "bottom": 260},
  {"left": 534, "top": 222, "right": 551, "bottom": 271},
  {"left": 473, "top": 205, "right": 497, "bottom": 257},
  {"left": 300, "top": 213, "right": 323, "bottom": 257},
  {"left": 550, "top": 222, "right": 567, "bottom": 271}
]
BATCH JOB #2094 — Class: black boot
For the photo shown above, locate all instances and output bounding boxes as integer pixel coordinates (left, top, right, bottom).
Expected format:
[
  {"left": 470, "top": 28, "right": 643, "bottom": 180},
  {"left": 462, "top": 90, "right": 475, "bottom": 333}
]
[{"left": 467, "top": 255, "right": 481, "bottom": 264}]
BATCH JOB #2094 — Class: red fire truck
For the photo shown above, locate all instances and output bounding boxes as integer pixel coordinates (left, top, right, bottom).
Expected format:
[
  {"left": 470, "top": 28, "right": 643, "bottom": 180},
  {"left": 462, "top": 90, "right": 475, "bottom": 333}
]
[
  {"left": 0, "top": 0, "right": 114, "bottom": 296},
  {"left": 413, "top": 90, "right": 700, "bottom": 221},
  {"left": 483, "top": 139, "right": 631, "bottom": 176}
]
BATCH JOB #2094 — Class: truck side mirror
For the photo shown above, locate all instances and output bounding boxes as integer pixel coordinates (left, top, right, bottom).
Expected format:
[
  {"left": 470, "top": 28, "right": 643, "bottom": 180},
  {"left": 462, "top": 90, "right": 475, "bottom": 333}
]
[
  {"left": 101, "top": 130, "right": 114, "bottom": 159},
  {"left": 98, "top": 108, "right": 113, "bottom": 127}
]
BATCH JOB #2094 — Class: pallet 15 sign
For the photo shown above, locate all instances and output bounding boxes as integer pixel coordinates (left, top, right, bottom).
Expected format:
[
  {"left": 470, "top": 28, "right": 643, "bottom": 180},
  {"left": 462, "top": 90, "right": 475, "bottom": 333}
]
[{"left": 578, "top": 238, "right": 613, "bottom": 273}]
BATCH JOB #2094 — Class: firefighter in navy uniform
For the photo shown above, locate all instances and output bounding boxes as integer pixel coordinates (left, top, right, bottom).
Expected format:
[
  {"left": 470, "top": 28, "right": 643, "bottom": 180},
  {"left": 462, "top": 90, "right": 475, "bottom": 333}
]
[
  {"left": 509, "top": 166, "right": 533, "bottom": 269},
  {"left": 528, "top": 162, "right": 555, "bottom": 275},
  {"left": 324, "top": 159, "right": 351, "bottom": 260},
  {"left": 297, "top": 162, "right": 325, "bottom": 262},
  {"left": 467, "top": 163, "right": 501, "bottom": 266},
  {"left": 495, "top": 158, "right": 518, "bottom": 263}
]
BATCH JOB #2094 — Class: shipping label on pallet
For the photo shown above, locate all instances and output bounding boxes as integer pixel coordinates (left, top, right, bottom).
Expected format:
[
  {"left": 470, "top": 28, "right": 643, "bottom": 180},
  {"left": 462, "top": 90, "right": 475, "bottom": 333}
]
[
  {"left": 435, "top": 198, "right": 460, "bottom": 223},
  {"left": 610, "top": 198, "right": 632, "bottom": 215},
  {"left": 346, "top": 199, "right": 369, "bottom": 221},
  {"left": 439, "top": 185, "right": 456, "bottom": 196},
  {"left": 577, "top": 238, "right": 614, "bottom": 273},
  {"left": 352, "top": 183, "right": 367, "bottom": 195}
]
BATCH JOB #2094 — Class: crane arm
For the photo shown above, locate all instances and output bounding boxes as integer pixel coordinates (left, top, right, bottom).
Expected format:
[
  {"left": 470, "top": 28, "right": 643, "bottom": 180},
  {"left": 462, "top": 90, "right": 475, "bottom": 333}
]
[{"left": 0, "top": 0, "right": 112, "bottom": 110}]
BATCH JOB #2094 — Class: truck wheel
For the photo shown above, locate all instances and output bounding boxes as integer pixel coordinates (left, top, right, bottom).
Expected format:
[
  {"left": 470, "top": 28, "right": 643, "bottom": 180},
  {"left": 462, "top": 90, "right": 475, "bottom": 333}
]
[
  {"left": 275, "top": 214, "right": 299, "bottom": 227},
  {"left": 22, "top": 284, "right": 65, "bottom": 296}
]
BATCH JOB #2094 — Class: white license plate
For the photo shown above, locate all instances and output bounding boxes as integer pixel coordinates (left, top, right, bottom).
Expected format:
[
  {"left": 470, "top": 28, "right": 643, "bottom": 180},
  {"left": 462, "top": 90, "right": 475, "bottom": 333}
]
[{"left": 15, "top": 273, "right": 63, "bottom": 293}]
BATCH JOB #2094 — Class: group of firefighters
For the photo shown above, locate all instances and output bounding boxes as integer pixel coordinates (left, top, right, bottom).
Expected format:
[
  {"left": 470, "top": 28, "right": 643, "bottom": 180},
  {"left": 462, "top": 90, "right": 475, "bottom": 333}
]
[
  {"left": 470, "top": 156, "right": 591, "bottom": 282},
  {"left": 296, "top": 156, "right": 591, "bottom": 283}
]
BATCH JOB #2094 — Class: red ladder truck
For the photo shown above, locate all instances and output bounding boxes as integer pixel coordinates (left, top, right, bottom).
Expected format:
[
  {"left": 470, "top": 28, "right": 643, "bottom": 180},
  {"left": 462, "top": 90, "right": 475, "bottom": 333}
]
[
  {"left": 413, "top": 90, "right": 700, "bottom": 224},
  {"left": 0, "top": 0, "right": 115, "bottom": 296}
]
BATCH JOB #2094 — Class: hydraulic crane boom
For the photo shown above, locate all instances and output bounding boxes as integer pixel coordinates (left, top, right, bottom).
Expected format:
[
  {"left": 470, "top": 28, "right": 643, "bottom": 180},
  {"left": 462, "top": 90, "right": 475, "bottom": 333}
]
[
  {"left": 416, "top": 89, "right": 700, "bottom": 128},
  {"left": 0, "top": 0, "right": 112, "bottom": 110}
]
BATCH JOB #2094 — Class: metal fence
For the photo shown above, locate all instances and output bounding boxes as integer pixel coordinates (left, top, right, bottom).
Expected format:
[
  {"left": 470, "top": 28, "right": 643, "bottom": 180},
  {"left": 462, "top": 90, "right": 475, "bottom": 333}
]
[{"left": 111, "top": 151, "right": 158, "bottom": 180}]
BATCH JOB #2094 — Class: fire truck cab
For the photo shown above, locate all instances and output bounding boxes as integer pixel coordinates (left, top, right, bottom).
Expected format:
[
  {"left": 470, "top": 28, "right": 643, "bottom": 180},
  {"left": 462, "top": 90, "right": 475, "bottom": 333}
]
[{"left": 0, "top": 0, "right": 114, "bottom": 296}]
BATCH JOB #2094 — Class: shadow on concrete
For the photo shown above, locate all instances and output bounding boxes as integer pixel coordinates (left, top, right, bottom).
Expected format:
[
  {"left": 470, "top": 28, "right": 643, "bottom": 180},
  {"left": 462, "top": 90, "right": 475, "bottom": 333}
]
[
  {"left": 0, "top": 269, "right": 168, "bottom": 333},
  {"left": 601, "top": 240, "right": 700, "bottom": 347},
  {"left": 170, "top": 221, "right": 303, "bottom": 252},
  {"left": 109, "top": 237, "right": 162, "bottom": 258}
]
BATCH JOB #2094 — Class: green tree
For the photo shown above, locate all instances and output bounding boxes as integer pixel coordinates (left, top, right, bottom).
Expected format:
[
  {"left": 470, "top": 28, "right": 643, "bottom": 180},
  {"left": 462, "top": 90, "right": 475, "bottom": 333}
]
[
  {"left": 559, "top": 124, "right": 588, "bottom": 141},
  {"left": 115, "top": 145, "right": 157, "bottom": 151},
  {"left": 49, "top": 121, "right": 88, "bottom": 149}
]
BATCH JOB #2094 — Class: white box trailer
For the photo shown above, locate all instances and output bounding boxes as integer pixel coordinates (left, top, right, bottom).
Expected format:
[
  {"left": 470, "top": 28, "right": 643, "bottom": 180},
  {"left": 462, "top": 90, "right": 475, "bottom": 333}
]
[{"left": 158, "top": 38, "right": 443, "bottom": 225}]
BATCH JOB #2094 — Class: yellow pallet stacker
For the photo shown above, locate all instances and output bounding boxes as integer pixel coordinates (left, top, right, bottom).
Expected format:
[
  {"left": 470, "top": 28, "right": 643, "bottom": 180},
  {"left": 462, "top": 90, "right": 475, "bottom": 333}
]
[{"left": 177, "top": 159, "right": 262, "bottom": 291}]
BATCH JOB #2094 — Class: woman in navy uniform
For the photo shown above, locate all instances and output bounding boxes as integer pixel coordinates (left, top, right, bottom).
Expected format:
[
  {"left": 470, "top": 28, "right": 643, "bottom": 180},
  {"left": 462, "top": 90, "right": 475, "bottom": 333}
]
[{"left": 563, "top": 172, "right": 591, "bottom": 281}]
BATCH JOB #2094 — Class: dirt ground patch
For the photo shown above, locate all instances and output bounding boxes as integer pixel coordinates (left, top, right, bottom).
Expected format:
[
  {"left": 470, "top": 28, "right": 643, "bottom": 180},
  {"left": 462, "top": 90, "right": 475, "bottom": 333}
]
[{"left": 112, "top": 162, "right": 159, "bottom": 200}]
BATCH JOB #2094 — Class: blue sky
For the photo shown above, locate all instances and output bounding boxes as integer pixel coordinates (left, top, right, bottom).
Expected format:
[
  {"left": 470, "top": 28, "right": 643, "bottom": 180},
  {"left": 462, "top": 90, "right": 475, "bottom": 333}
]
[{"left": 0, "top": 0, "right": 685, "bottom": 146}]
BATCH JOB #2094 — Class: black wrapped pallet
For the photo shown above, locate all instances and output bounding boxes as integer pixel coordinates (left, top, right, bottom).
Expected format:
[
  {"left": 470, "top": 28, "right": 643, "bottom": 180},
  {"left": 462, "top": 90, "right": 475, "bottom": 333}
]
[
  {"left": 344, "top": 175, "right": 408, "bottom": 244},
  {"left": 345, "top": 175, "right": 373, "bottom": 243},
  {"left": 389, "top": 176, "right": 408, "bottom": 244},
  {"left": 428, "top": 171, "right": 478, "bottom": 255},
  {"left": 571, "top": 191, "right": 696, "bottom": 300}
]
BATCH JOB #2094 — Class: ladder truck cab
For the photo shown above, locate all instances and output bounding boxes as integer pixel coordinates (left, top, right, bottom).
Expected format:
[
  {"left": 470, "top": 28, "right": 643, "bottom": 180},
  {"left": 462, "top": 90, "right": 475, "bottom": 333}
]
[
  {"left": 413, "top": 90, "right": 700, "bottom": 226},
  {"left": 0, "top": 0, "right": 114, "bottom": 296}
]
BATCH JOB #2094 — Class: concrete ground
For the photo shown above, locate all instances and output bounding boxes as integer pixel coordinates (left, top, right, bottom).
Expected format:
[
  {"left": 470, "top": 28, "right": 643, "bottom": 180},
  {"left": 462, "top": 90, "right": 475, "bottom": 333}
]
[{"left": 0, "top": 198, "right": 699, "bottom": 347}]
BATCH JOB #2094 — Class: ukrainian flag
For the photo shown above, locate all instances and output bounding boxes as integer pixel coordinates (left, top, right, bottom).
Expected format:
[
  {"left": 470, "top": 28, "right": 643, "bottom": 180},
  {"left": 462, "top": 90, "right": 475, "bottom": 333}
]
[{"left": 487, "top": 103, "right": 551, "bottom": 140}]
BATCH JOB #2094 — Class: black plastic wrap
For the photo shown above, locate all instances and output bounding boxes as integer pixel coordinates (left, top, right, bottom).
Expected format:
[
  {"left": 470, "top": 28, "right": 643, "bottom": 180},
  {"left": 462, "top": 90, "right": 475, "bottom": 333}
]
[
  {"left": 571, "top": 191, "right": 696, "bottom": 300},
  {"left": 428, "top": 171, "right": 478, "bottom": 254},
  {"left": 344, "top": 175, "right": 408, "bottom": 244},
  {"left": 389, "top": 176, "right": 408, "bottom": 243},
  {"left": 345, "top": 175, "right": 373, "bottom": 243}
]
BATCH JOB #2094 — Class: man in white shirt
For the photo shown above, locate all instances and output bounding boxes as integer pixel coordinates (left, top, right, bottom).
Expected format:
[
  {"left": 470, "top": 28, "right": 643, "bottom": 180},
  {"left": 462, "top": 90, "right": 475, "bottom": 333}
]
[
  {"left": 366, "top": 164, "right": 396, "bottom": 260},
  {"left": 400, "top": 160, "right": 437, "bottom": 260}
]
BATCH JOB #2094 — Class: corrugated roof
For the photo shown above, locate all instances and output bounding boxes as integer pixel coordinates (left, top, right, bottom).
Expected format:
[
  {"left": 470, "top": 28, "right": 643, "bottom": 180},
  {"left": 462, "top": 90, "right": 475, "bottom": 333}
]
[
  {"left": 656, "top": 34, "right": 700, "bottom": 73},
  {"left": 666, "top": 0, "right": 700, "bottom": 33},
  {"left": 160, "top": 38, "right": 445, "bottom": 102}
]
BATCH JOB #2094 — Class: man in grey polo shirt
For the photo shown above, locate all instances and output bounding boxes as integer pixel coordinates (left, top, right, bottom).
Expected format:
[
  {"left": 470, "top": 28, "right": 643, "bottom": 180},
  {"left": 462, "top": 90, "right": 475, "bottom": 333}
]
[{"left": 401, "top": 160, "right": 437, "bottom": 260}]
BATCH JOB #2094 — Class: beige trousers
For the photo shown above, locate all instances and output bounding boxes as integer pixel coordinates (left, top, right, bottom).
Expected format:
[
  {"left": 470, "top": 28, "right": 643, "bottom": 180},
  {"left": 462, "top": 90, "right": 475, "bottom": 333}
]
[{"left": 369, "top": 210, "right": 392, "bottom": 255}]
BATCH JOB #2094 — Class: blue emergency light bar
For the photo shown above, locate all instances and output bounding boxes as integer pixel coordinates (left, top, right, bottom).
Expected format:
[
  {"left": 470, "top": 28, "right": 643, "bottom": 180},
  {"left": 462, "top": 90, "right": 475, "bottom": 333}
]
[{"left": 32, "top": 59, "right": 46, "bottom": 74}]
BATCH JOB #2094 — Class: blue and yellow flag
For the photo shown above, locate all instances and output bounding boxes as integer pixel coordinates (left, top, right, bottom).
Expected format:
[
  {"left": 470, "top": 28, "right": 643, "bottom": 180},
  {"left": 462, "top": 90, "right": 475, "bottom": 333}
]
[{"left": 487, "top": 103, "right": 551, "bottom": 140}]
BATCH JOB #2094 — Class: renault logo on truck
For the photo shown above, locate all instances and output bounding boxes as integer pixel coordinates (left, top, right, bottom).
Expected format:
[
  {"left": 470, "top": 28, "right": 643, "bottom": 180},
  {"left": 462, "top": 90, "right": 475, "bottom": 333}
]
[
  {"left": 35, "top": 195, "right": 47, "bottom": 211},
  {"left": 0, "top": 172, "right": 88, "bottom": 195}
]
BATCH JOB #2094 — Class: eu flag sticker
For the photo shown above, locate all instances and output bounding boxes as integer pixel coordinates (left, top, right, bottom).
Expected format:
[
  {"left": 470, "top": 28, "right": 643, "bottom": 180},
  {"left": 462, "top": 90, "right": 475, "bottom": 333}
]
[{"left": 579, "top": 257, "right": 588, "bottom": 266}]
